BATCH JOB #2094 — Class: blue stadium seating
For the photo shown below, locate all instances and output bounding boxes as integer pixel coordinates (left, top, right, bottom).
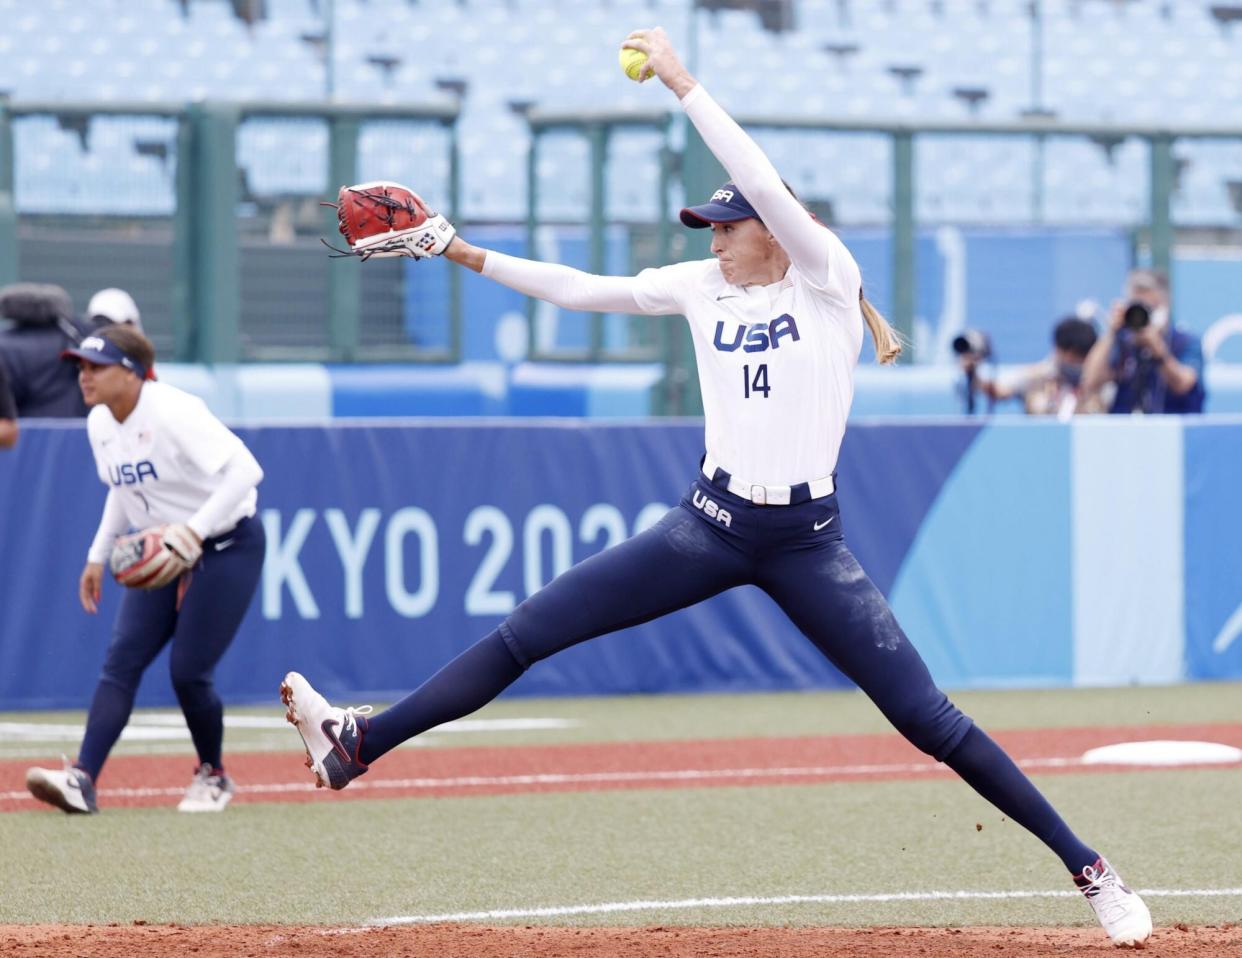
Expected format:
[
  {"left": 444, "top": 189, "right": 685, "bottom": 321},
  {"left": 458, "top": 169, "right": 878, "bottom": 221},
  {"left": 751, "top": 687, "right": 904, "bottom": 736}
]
[
  {"left": 4, "top": 0, "right": 1242, "bottom": 225},
  {"left": 5, "top": 0, "right": 1241, "bottom": 419}
]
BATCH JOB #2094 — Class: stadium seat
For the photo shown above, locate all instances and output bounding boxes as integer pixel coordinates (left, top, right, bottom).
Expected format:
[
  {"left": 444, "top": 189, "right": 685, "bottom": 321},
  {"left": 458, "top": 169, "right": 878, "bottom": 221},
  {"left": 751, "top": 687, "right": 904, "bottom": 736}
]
[
  {"left": 3, "top": 0, "right": 1242, "bottom": 224},
  {"left": 4, "top": 0, "right": 1241, "bottom": 405}
]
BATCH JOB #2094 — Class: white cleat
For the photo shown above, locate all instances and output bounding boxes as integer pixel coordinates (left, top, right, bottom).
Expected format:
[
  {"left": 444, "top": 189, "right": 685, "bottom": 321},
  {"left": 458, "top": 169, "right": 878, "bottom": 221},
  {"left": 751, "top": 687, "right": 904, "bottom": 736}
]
[
  {"left": 177, "top": 763, "right": 235, "bottom": 813},
  {"left": 279, "top": 671, "right": 372, "bottom": 791},
  {"left": 26, "top": 760, "right": 98, "bottom": 814},
  {"left": 1077, "top": 857, "right": 1153, "bottom": 948}
]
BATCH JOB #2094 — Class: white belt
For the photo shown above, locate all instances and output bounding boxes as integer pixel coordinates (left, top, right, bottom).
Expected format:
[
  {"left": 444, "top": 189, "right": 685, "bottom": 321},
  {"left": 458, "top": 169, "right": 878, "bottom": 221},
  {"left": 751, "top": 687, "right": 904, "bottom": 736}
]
[{"left": 701, "top": 454, "right": 835, "bottom": 506}]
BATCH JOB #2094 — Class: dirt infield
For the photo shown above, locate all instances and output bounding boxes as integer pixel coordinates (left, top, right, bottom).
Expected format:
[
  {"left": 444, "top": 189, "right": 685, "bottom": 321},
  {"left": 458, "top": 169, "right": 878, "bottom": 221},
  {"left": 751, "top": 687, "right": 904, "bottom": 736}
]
[
  {"left": 2, "top": 922, "right": 1240, "bottom": 957},
  {"left": 3, "top": 722, "right": 1241, "bottom": 812}
]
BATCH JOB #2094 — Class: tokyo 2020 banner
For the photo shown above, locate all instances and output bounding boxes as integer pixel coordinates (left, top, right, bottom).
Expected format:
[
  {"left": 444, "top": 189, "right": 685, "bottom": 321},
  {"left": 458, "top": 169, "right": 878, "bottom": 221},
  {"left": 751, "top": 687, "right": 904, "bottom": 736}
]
[{"left": 1, "top": 418, "right": 1237, "bottom": 709}]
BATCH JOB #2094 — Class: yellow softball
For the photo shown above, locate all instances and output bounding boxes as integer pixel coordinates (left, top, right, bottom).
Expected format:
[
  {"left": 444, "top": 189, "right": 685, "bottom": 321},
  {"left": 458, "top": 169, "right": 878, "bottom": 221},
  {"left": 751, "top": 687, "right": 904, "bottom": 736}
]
[{"left": 619, "top": 46, "right": 648, "bottom": 82}]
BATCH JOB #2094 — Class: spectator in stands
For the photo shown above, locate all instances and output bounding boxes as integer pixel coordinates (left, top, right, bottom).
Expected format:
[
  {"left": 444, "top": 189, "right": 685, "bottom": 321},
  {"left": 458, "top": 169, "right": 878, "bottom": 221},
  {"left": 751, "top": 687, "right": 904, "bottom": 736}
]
[
  {"left": 1081, "top": 268, "right": 1205, "bottom": 414},
  {"left": 0, "top": 283, "right": 90, "bottom": 418},
  {"left": 965, "top": 316, "right": 1106, "bottom": 419},
  {"left": 0, "top": 359, "right": 18, "bottom": 448},
  {"left": 85, "top": 287, "right": 143, "bottom": 333}
]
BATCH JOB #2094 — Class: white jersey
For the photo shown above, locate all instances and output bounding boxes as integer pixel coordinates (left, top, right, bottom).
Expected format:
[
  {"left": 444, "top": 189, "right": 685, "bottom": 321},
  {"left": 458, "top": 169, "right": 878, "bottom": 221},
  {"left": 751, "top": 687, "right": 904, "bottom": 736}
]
[
  {"left": 633, "top": 248, "right": 862, "bottom": 486},
  {"left": 478, "top": 83, "right": 867, "bottom": 486},
  {"left": 86, "top": 380, "right": 257, "bottom": 536}
]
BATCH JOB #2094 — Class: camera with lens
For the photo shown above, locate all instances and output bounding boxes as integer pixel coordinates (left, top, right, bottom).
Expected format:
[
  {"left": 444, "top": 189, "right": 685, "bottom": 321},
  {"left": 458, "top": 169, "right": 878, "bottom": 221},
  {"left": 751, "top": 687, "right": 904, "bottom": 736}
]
[
  {"left": 952, "top": 329, "right": 992, "bottom": 360},
  {"left": 1122, "top": 301, "right": 1151, "bottom": 331}
]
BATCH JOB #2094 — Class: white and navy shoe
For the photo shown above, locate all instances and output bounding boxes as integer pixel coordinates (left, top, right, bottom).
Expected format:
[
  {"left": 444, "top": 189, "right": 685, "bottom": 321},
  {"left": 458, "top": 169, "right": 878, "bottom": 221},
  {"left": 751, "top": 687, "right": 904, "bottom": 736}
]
[
  {"left": 1076, "top": 856, "right": 1152, "bottom": 948},
  {"left": 280, "top": 671, "right": 371, "bottom": 790},
  {"left": 26, "top": 759, "right": 99, "bottom": 814},
  {"left": 177, "top": 763, "right": 235, "bottom": 813}
]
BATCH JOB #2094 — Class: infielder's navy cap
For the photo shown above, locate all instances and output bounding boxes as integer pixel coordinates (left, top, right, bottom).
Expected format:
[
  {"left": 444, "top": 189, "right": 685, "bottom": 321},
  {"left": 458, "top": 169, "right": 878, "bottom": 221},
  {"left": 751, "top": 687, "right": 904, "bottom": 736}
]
[
  {"left": 62, "top": 334, "right": 150, "bottom": 380},
  {"left": 680, "top": 182, "right": 760, "bottom": 228}
]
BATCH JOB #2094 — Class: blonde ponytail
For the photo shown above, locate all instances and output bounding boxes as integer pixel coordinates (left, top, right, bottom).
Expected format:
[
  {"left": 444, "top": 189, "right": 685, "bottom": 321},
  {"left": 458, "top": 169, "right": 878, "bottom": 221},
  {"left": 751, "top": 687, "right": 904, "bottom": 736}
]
[{"left": 860, "top": 289, "right": 903, "bottom": 365}]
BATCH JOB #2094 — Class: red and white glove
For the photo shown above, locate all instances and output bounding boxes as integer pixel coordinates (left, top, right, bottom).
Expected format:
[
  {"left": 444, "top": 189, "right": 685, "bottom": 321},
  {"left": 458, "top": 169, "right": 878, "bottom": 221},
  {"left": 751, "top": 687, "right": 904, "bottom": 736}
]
[
  {"left": 110, "top": 523, "right": 202, "bottom": 590},
  {"left": 327, "top": 181, "right": 456, "bottom": 261}
]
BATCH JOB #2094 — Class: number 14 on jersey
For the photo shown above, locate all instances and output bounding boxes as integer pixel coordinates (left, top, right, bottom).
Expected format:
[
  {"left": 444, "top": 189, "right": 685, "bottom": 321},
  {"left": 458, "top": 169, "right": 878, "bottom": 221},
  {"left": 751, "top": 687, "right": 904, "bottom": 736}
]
[{"left": 742, "top": 363, "right": 770, "bottom": 398}]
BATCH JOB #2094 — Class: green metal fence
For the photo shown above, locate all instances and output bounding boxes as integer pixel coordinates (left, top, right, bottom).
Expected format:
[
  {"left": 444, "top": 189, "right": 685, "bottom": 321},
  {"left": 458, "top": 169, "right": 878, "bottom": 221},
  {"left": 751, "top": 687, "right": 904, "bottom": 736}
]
[
  {"left": 527, "top": 110, "right": 1242, "bottom": 352},
  {"left": 524, "top": 109, "right": 673, "bottom": 364},
  {"left": 725, "top": 112, "right": 1238, "bottom": 366},
  {"left": 0, "top": 98, "right": 459, "bottom": 363},
  {"left": 2, "top": 99, "right": 1240, "bottom": 393},
  {"left": 518, "top": 109, "right": 1241, "bottom": 413}
]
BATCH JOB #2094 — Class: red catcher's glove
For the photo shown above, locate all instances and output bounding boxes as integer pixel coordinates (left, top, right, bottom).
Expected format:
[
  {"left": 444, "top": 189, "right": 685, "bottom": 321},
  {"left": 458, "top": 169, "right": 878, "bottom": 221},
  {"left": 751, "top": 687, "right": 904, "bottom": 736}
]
[{"left": 324, "top": 181, "right": 456, "bottom": 261}]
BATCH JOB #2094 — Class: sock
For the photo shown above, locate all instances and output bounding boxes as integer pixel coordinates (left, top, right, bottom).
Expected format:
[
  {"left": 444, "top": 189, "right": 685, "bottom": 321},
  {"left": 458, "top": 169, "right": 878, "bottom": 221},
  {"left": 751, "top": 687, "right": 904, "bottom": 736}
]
[
  {"left": 359, "top": 629, "right": 525, "bottom": 765},
  {"left": 179, "top": 701, "right": 224, "bottom": 774},
  {"left": 943, "top": 725, "right": 1098, "bottom": 874}
]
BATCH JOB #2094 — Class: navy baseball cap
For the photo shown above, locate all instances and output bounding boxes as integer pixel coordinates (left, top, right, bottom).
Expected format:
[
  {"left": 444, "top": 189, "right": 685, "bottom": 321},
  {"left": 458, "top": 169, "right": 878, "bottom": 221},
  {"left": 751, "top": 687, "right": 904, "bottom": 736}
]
[
  {"left": 62, "top": 334, "right": 150, "bottom": 380},
  {"left": 680, "top": 182, "right": 760, "bottom": 228}
]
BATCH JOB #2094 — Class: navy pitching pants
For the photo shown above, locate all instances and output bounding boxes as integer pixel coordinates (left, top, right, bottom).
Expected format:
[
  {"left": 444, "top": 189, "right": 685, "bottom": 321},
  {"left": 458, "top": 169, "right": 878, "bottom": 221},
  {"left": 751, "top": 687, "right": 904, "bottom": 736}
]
[
  {"left": 363, "top": 474, "right": 1097, "bottom": 873},
  {"left": 499, "top": 477, "right": 972, "bottom": 759},
  {"left": 368, "top": 477, "right": 970, "bottom": 761},
  {"left": 77, "top": 516, "right": 265, "bottom": 781}
]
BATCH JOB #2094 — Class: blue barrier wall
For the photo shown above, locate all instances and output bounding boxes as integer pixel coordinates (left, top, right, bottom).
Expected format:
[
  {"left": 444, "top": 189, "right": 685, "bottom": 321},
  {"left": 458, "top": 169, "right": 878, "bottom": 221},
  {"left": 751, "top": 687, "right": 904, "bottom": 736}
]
[
  {"left": 2, "top": 418, "right": 1239, "bottom": 709},
  {"left": 155, "top": 360, "right": 1242, "bottom": 423}
]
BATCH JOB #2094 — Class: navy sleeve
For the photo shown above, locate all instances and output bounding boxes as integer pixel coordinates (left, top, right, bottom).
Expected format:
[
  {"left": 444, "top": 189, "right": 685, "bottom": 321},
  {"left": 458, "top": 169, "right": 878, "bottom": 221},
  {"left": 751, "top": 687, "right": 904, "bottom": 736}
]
[
  {"left": 0, "top": 360, "right": 16, "bottom": 419},
  {"left": 1172, "top": 329, "right": 1204, "bottom": 377}
]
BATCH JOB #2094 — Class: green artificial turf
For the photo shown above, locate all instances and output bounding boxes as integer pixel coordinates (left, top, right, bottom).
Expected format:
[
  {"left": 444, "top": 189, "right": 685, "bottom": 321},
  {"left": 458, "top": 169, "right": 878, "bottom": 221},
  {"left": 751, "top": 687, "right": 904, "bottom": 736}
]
[{"left": 2, "top": 767, "right": 1239, "bottom": 927}]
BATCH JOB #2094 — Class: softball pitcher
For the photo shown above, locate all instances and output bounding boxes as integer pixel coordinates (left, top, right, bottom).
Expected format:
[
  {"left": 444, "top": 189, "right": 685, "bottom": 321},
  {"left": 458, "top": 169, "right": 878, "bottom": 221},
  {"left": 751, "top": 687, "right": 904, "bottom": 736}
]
[
  {"left": 26, "top": 324, "right": 265, "bottom": 814},
  {"left": 282, "top": 28, "right": 1150, "bottom": 946}
]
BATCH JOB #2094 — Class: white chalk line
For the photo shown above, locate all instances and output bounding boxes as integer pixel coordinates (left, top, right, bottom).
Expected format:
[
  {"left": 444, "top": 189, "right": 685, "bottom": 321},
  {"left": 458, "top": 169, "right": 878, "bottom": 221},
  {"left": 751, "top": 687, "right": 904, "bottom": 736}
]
[
  {"left": 0, "top": 759, "right": 962, "bottom": 803},
  {"left": 0, "top": 714, "right": 575, "bottom": 743},
  {"left": 367, "top": 887, "right": 1242, "bottom": 926},
  {"left": 3, "top": 753, "right": 1239, "bottom": 805},
  {"left": 0, "top": 758, "right": 1050, "bottom": 803}
]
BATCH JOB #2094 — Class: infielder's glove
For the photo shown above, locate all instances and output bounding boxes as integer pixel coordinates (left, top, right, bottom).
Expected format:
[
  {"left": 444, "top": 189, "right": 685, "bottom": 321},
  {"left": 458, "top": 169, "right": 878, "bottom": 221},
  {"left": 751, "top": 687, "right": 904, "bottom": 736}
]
[
  {"left": 109, "top": 523, "right": 203, "bottom": 591},
  {"left": 323, "top": 181, "right": 456, "bottom": 261}
]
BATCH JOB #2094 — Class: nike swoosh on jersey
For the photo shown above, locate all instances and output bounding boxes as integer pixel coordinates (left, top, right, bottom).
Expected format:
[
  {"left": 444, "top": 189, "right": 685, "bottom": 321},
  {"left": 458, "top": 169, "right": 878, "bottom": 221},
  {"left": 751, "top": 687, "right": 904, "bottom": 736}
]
[
  {"left": 716, "top": 293, "right": 740, "bottom": 300},
  {"left": 813, "top": 516, "right": 836, "bottom": 531},
  {"left": 213, "top": 538, "right": 235, "bottom": 551}
]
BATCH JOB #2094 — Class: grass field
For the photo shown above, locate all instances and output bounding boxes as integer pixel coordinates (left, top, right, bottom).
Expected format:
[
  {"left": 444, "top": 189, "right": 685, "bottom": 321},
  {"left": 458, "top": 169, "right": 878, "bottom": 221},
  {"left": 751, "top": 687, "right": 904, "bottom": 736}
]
[{"left": 2, "top": 682, "right": 1240, "bottom": 955}]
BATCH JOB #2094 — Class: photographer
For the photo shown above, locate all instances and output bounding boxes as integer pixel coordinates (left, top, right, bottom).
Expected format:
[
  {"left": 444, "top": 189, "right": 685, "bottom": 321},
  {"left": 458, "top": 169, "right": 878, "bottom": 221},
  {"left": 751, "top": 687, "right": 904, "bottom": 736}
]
[
  {"left": 0, "top": 282, "right": 91, "bottom": 418},
  {"left": 1080, "top": 268, "right": 1204, "bottom": 414},
  {"left": 962, "top": 317, "right": 1105, "bottom": 419}
]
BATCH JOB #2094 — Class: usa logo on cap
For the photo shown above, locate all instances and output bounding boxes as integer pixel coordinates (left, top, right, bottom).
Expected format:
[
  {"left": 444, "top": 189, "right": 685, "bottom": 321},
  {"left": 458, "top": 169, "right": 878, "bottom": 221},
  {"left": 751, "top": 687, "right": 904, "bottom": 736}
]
[{"left": 680, "top": 181, "right": 761, "bottom": 228}]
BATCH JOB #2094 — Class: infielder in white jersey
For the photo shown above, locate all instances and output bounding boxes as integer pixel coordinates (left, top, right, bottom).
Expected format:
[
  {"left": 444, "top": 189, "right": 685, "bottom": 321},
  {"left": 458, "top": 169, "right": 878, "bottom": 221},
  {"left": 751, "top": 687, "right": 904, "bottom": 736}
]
[
  {"left": 280, "top": 28, "right": 1151, "bottom": 946},
  {"left": 26, "top": 324, "right": 265, "bottom": 815}
]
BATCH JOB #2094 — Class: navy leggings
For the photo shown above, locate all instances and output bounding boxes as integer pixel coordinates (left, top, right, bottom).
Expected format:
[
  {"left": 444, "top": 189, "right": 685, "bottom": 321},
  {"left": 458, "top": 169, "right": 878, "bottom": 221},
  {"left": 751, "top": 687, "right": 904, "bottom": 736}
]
[
  {"left": 501, "top": 479, "right": 970, "bottom": 759},
  {"left": 364, "top": 477, "right": 1098, "bottom": 873},
  {"left": 77, "top": 516, "right": 265, "bottom": 781}
]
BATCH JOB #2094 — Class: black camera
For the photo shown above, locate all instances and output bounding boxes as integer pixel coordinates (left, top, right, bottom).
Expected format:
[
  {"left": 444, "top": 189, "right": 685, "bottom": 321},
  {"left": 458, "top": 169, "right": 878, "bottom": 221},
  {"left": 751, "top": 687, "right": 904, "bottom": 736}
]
[
  {"left": 952, "top": 329, "right": 994, "bottom": 415},
  {"left": 952, "top": 329, "right": 992, "bottom": 359},
  {"left": 1122, "top": 301, "right": 1151, "bottom": 331}
]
